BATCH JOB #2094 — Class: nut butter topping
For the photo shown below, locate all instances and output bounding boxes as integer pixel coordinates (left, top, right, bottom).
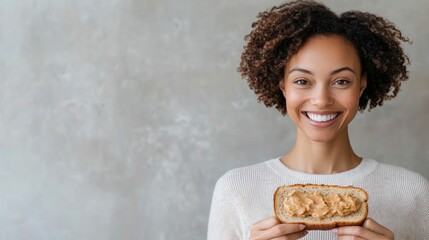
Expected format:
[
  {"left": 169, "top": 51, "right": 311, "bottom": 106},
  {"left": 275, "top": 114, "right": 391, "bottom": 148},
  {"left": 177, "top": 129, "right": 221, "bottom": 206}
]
[{"left": 283, "top": 190, "right": 362, "bottom": 219}]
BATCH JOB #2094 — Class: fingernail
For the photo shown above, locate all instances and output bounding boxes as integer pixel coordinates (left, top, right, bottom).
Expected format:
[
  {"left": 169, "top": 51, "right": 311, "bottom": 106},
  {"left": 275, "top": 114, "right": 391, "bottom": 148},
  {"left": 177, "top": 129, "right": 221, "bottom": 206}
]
[
  {"left": 299, "top": 224, "right": 306, "bottom": 230},
  {"left": 331, "top": 228, "right": 338, "bottom": 234}
]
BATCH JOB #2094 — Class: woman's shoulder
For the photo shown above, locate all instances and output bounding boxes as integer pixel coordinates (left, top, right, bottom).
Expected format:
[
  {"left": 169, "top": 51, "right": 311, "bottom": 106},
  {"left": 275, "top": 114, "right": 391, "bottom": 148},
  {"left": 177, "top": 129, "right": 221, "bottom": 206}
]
[
  {"left": 211, "top": 158, "right": 280, "bottom": 200},
  {"left": 371, "top": 160, "right": 428, "bottom": 193},
  {"left": 374, "top": 161, "right": 427, "bottom": 180},
  {"left": 216, "top": 159, "right": 276, "bottom": 185}
]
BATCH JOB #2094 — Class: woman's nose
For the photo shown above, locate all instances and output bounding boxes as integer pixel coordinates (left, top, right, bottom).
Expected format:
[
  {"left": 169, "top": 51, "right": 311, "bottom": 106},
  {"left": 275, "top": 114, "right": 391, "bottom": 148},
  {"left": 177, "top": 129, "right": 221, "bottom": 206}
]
[{"left": 310, "top": 87, "right": 334, "bottom": 107}]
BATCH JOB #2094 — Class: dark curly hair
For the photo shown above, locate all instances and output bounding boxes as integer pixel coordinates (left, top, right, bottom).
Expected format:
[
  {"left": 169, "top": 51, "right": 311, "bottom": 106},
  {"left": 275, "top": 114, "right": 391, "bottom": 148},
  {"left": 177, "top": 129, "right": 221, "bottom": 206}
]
[{"left": 238, "top": 0, "right": 410, "bottom": 115}]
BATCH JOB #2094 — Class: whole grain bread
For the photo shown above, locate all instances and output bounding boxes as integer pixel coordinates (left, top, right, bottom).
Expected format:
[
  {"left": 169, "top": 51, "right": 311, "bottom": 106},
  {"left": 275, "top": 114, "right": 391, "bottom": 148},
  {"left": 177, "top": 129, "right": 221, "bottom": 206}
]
[{"left": 274, "top": 184, "right": 368, "bottom": 230}]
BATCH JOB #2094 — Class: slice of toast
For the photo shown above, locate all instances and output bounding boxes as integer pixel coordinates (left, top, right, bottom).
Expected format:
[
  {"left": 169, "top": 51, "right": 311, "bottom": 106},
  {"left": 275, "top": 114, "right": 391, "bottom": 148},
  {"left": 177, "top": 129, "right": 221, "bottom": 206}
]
[{"left": 274, "top": 184, "right": 368, "bottom": 230}]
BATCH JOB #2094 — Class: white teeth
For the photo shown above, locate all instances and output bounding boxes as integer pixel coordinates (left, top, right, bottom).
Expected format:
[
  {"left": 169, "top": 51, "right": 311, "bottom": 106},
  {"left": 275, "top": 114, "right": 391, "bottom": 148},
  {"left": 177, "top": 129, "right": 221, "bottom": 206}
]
[{"left": 307, "top": 113, "right": 338, "bottom": 122}]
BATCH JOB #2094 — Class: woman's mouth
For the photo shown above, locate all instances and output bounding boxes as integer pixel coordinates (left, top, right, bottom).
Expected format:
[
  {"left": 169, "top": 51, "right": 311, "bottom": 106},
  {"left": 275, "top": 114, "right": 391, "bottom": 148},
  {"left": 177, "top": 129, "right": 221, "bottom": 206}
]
[{"left": 305, "top": 112, "right": 339, "bottom": 122}]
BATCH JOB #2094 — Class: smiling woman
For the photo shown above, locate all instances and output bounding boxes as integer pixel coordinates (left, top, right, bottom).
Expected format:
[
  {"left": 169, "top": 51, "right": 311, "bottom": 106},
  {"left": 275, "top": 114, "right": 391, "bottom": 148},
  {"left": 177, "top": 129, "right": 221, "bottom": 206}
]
[{"left": 207, "top": 1, "right": 429, "bottom": 240}]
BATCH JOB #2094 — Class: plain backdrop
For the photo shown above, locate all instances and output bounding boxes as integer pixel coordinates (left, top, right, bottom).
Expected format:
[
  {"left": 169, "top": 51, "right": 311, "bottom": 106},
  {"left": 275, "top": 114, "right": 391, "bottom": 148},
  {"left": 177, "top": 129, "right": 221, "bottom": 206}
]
[{"left": 0, "top": 0, "right": 428, "bottom": 239}]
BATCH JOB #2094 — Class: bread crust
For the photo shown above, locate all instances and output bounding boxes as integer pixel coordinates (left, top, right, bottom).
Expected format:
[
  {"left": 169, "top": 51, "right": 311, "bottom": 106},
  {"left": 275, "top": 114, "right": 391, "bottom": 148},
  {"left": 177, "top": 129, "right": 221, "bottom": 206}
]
[{"left": 274, "top": 184, "right": 368, "bottom": 230}]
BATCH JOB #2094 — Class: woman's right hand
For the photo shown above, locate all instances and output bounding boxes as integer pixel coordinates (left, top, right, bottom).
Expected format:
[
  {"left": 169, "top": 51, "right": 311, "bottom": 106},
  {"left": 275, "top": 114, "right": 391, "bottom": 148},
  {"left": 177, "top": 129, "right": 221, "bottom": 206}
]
[{"left": 249, "top": 216, "right": 308, "bottom": 240}]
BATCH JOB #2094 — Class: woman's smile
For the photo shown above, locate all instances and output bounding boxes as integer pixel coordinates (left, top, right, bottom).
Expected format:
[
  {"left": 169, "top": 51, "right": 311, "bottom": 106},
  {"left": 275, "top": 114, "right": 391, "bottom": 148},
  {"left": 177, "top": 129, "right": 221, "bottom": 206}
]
[
  {"left": 305, "top": 112, "right": 339, "bottom": 123},
  {"left": 303, "top": 112, "right": 342, "bottom": 129}
]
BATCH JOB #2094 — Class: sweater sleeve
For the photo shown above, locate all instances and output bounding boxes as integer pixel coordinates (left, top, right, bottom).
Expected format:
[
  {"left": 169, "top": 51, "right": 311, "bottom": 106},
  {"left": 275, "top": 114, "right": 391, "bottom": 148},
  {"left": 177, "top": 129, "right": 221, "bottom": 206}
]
[
  {"left": 414, "top": 174, "right": 429, "bottom": 239},
  {"left": 207, "top": 175, "right": 242, "bottom": 240}
]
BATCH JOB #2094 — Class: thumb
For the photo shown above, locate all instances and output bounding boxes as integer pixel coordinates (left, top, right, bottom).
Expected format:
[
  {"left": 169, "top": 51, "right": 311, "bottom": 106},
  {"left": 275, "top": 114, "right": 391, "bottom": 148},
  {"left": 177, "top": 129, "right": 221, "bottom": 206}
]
[{"left": 362, "top": 218, "right": 394, "bottom": 238}]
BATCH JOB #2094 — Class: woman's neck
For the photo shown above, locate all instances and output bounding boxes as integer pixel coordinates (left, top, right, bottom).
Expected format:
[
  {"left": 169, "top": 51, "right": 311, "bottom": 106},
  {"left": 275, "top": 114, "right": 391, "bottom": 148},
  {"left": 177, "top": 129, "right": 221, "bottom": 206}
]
[{"left": 281, "top": 129, "right": 362, "bottom": 174}]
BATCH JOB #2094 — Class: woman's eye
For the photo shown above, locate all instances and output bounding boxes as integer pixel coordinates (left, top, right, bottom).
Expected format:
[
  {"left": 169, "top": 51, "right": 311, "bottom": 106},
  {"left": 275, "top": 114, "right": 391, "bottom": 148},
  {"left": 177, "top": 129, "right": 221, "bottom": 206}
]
[
  {"left": 293, "top": 79, "right": 308, "bottom": 85},
  {"left": 334, "top": 79, "right": 350, "bottom": 86}
]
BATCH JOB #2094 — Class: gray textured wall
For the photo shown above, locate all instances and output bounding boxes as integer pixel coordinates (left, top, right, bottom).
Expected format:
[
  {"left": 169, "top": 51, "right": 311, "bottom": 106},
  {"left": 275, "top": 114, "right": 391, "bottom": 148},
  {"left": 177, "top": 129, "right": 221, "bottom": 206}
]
[{"left": 0, "top": 0, "right": 428, "bottom": 239}]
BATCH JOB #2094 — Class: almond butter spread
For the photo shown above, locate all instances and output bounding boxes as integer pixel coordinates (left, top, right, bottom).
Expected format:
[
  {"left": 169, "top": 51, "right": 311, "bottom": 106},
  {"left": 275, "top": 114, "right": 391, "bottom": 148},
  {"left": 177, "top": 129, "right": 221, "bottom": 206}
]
[{"left": 283, "top": 190, "right": 361, "bottom": 219}]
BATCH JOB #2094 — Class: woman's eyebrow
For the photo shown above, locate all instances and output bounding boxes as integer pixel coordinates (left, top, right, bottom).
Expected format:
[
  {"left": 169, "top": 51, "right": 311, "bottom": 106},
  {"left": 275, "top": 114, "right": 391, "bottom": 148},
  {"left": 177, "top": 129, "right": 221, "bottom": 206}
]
[
  {"left": 288, "top": 67, "right": 356, "bottom": 75},
  {"left": 288, "top": 68, "right": 313, "bottom": 75},
  {"left": 331, "top": 67, "right": 356, "bottom": 75}
]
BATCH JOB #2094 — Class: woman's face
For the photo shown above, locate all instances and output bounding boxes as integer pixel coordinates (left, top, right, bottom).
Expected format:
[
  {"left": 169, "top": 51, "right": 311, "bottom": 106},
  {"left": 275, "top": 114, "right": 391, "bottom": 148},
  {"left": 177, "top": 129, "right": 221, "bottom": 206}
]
[{"left": 280, "top": 35, "right": 367, "bottom": 143}]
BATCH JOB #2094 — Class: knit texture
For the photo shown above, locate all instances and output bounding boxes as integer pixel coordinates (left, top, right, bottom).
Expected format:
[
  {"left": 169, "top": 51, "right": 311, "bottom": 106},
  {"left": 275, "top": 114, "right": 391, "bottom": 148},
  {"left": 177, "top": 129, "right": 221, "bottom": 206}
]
[{"left": 207, "top": 158, "right": 429, "bottom": 240}]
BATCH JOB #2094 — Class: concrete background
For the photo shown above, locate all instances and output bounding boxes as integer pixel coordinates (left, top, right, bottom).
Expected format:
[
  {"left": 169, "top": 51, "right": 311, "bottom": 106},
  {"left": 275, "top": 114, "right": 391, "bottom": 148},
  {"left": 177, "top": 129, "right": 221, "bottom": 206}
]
[{"left": 0, "top": 0, "right": 428, "bottom": 239}]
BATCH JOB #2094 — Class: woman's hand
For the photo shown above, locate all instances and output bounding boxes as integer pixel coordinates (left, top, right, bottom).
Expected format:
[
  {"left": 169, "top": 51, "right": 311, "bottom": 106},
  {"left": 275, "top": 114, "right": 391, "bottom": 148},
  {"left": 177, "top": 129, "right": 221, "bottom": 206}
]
[
  {"left": 249, "top": 216, "right": 308, "bottom": 240},
  {"left": 332, "top": 218, "right": 394, "bottom": 240}
]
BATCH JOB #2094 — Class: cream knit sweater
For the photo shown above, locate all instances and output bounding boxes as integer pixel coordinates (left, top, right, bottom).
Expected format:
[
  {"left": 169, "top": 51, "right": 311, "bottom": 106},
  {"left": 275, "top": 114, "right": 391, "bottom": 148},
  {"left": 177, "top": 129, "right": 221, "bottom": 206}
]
[{"left": 207, "top": 158, "right": 429, "bottom": 240}]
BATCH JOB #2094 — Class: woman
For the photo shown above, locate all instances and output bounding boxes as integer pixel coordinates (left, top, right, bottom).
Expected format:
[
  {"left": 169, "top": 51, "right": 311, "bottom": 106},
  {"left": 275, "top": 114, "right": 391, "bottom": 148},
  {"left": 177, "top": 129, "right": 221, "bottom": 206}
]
[{"left": 207, "top": 1, "right": 429, "bottom": 239}]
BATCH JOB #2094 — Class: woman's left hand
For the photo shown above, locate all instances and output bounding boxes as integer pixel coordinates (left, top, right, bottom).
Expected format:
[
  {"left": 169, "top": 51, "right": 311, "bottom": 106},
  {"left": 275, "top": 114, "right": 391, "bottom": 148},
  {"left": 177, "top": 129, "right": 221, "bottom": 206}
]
[{"left": 332, "top": 218, "right": 394, "bottom": 240}]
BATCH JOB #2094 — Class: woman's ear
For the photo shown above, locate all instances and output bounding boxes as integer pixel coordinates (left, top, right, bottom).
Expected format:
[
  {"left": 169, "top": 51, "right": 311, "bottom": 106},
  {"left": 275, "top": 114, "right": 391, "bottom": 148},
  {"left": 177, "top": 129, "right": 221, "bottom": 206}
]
[
  {"left": 279, "top": 79, "right": 286, "bottom": 97},
  {"left": 359, "top": 74, "right": 367, "bottom": 97}
]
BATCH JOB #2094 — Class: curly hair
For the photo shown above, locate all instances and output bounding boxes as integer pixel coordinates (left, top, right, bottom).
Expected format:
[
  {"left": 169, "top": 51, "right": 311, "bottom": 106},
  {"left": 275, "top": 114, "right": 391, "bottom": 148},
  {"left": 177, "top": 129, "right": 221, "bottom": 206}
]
[{"left": 238, "top": 0, "right": 410, "bottom": 115}]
